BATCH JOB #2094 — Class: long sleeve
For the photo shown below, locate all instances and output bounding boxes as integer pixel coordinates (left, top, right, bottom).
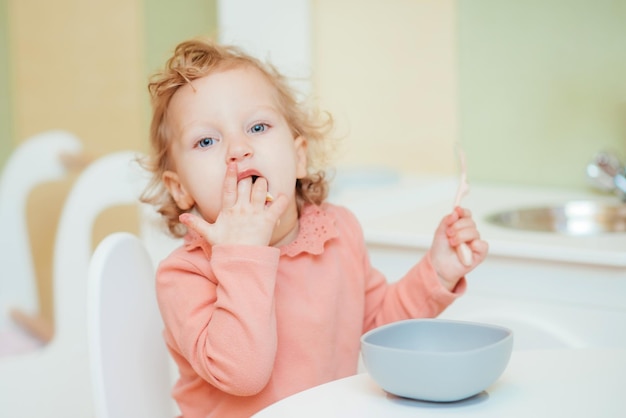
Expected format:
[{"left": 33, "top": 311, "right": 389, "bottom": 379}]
[
  {"left": 330, "top": 206, "right": 466, "bottom": 333},
  {"left": 156, "top": 244, "right": 281, "bottom": 396},
  {"left": 362, "top": 250, "right": 466, "bottom": 332}
]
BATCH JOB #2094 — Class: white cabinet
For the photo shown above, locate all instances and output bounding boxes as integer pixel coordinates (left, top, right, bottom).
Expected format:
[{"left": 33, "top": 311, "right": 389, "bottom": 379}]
[
  {"left": 334, "top": 176, "right": 626, "bottom": 351},
  {"left": 368, "top": 244, "right": 626, "bottom": 350}
]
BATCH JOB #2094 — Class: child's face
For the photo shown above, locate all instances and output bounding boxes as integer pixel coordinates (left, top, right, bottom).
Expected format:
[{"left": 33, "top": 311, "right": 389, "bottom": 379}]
[{"left": 162, "top": 66, "right": 307, "bottom": 224}]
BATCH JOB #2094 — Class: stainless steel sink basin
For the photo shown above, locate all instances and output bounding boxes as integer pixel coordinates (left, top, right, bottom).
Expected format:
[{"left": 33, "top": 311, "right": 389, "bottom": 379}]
[{"left": 485, "top": 201, "right": 626, "bottom": 235}]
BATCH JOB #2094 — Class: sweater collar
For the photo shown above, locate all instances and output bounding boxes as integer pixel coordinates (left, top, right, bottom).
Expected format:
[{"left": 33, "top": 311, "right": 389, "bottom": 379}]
[{"left": 182, "top": 203, "right": 338, "bottom": 258}]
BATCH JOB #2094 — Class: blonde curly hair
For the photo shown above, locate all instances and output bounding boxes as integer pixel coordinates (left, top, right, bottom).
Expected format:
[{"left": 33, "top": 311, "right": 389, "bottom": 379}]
[{"left": 140, "top": 38, "right": 335, "bottom": 238}]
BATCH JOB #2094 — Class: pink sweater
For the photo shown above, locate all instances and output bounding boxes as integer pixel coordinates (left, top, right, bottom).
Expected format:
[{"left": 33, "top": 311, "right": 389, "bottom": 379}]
[{"left": 156, "top": 203, "right": 465, "bottom": 417}]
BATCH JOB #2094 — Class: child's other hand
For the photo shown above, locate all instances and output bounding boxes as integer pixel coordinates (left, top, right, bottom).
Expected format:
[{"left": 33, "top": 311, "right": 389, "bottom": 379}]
[
  {"left": 430, "top": 207, "right": 488, "bottom": 291},
  {"left": 179, "top": 163, "right": 288, "bottom": 247}
]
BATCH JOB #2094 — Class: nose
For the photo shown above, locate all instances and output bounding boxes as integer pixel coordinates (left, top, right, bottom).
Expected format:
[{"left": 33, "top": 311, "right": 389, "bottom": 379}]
[{"left": 226, "top": 134, "right": 253, "bottom": 163}]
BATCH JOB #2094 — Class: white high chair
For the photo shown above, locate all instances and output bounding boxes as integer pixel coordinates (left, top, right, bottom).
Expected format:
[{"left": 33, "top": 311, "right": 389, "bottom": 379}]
[
  {"left": 87, "top": 232, "right": 176, "bottom": 418},
  {"left": 0, "top": 130, "right": 83, "bottom": 355},
  {"left": 0, "top": 150, "right": 149, "bottom": 417}
]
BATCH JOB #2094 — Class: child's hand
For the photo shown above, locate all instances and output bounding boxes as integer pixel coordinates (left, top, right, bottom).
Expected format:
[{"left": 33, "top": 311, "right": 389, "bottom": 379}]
[
  {"left": 430, "top": 207, "right": 488, "bottom": 291},
  {"left": 179, "top": 163, "right": 289, "bottom": 246}
]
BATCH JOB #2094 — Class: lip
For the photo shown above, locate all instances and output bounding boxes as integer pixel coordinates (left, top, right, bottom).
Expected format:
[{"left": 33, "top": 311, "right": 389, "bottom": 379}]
[
  {"left": 236, "top": 169, "right": 273, "bottom": 203},
  {"left": 237, "top": 169, "right": 263, "bottom": 183},
  {"left": 237, "top": 169, "right": 270, "bottom": 191}
]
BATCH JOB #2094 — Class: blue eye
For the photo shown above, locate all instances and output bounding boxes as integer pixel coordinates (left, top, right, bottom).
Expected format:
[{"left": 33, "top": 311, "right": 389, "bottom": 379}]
[
  {"left": 197, "top": 137, "right": 215, "bottom": 148},
  {"left": 250, "top": 123, "right": 267, "bottom": 134}
]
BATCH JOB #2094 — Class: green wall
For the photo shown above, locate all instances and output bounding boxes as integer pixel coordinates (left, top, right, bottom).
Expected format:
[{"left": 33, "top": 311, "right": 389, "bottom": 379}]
[
  {"left": 142, "top": 0, "right": 217, "bottom": 151},
  {"left": 0, "top": 0, "right": 217, "bottom": 169},
  {"left": 5, "top": 1, "right": 624, "bottom": 191},
  {"left": 0, "top": 0, "right": 11, "bottom": 168},
  {"left": 144, "top": 0, "right": 217, "bottom": 79},
  {"left": 459, "top": 0, "right": 626, "bottom": 188}
]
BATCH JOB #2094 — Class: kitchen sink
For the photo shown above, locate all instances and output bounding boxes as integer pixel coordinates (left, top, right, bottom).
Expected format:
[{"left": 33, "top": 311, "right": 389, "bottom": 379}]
[{"left": 485, "top": 200, "right": 626, "bottom": 235}]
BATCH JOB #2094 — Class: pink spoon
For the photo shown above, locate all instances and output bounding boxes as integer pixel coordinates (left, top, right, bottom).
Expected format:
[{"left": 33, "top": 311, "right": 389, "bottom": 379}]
[{"left": 453, "top": 145, "right": 473, "bottom": 266}]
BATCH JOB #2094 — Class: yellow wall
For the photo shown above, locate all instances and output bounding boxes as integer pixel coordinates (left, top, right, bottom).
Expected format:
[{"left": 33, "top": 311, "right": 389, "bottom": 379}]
[
  {"left": 9, "top": 1, "right": 145, "bottom": 154},
  {"left": 0, "top": 0, "right": 11, "bottom": 166},
  {"left": 312, "top": 0, "right": 625, "bottom": 186},
  {"left": 4, "top": 0, "right": 216, "bottom": 326},
  {"left": 313, "top": 0, "right": 457, "bottom": 175},
  {"left": 8, "top": 0, "right": 145, "bottom": 323}
]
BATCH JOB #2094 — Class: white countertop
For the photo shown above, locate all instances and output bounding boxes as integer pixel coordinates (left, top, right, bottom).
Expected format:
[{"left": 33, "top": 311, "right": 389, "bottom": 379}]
[
  {"left": 254, "top": 348, "right": 626, "bottom": 418},
  {"left": 330, "top": 175, "right": 626, "bottom": 268}
]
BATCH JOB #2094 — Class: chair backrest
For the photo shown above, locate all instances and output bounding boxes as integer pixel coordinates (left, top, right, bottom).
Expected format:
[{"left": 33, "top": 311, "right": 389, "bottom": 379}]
[
  {"left": 0, "top": 130, "right": 82, "bottom": 325},
  {"left": 53, "top": 150, "right": 148, "bottom": 340},
  {"left": 87, "top": 232, "right": 174, "bottom": 418}
]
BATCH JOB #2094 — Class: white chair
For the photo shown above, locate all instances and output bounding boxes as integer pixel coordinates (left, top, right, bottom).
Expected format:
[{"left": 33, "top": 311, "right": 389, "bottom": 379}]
[
  {"left": 87, "top": 232, "right": 176, "bottom": 418},
  {"left": 0, "top": 151, "right": 149, "bottom": 417},
  {"left": 0, "top": 130, "right": 83, "bottom": 354}
]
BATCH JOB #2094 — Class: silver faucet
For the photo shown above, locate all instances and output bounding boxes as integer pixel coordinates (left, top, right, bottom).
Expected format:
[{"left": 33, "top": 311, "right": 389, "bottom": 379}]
[{"left": 586, "top": 151, "right": 626, "bottom": 201}]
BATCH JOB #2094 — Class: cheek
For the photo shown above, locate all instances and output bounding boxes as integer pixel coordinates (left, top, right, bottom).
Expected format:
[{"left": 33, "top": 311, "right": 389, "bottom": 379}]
[
  {"left": 191, "top": 185, "right": 222, "bottom": 223},
  {"left": 181, "top": 163, "right": 223, "bottom": 213}
]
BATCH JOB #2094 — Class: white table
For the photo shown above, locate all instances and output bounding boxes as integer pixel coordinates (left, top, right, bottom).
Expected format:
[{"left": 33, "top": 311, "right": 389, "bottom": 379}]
[{"left": 254, "top": 349, "right": 626, "bottom": 417}]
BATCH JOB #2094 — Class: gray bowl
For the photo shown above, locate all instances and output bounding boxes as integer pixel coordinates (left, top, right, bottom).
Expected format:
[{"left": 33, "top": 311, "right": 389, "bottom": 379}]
[{"left": 361, "top": 318, "right": 513, "bottom": 402}]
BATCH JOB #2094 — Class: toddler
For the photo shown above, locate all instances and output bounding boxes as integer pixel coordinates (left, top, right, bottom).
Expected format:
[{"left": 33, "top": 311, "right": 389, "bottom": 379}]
[{"left": 141, "top": 38, "right": 489, "bottom": 418}]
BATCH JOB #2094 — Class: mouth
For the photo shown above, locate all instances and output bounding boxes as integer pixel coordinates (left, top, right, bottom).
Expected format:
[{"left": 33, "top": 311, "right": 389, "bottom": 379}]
[
  {"left": 238, "top": 172, "right": 264, "bottom": 185},
  {"left": 238, "top": 171, "right": 273, "bottom": 202},
  {"left": 237, "top": 169, "right": 261, "bottom": 183}
]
